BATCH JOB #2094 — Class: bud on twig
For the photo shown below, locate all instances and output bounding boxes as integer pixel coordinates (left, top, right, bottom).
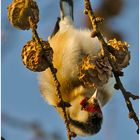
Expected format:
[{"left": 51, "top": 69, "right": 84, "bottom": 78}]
[
  {"left": 8, "top": 0, "right": 39, "bottom": 30},
  {"left": 21, "top": 39, "right": 53, "bottom": 72}
]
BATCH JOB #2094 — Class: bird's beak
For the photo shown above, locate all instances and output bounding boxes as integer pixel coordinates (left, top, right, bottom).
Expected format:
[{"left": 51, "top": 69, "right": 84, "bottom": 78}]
[
  {"left": 89, "top": 89, "right": 98, "bottom": 102},
  {"left": 80, "top": 89, "right": 99, "bottom": 111}
]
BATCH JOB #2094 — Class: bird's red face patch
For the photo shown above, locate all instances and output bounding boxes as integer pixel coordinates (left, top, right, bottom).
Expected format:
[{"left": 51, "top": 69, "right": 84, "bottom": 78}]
[
  {"left": 80, "top": 97, "right": 89, "bottom": 107},
  {"left": 84, "top": 103, "right": 102, "bottom": 114},
  {"left": 80, "top": 97, "right": 102, "bottom": 114}
]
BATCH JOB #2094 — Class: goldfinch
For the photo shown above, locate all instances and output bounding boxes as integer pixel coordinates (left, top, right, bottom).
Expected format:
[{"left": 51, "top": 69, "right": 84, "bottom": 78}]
[{"left": 39, "top": 0, "right": 115, "bottom": 136}]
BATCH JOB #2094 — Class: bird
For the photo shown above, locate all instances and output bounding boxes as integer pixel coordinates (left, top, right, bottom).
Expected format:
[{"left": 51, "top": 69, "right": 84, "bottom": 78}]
[{"left": 39, "top": 0, "right": 115, "bottom": 136}]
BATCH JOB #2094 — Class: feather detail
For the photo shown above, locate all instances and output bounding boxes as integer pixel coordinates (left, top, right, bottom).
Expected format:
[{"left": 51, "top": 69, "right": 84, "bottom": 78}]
[{"left": 39, "top": 4, "right": 114, "bottom": 135}]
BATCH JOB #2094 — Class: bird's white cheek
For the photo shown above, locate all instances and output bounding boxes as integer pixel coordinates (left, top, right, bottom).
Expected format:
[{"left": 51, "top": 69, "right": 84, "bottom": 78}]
[{"left": 68, "top": 100, "right": 89, "bottom": 123}]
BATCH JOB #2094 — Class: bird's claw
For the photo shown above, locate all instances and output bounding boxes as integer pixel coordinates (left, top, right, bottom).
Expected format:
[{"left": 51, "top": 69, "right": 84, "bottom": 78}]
[{"left": 70, "top": 131, "right": 77, "bottom": 137}]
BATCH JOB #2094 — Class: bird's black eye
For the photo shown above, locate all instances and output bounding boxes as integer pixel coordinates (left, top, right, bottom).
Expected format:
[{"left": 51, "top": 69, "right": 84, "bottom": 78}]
[
  {"left": 93, "top": 98, "right": 98, "bottom": 104},
  {"left": 81, "top": 102, "right": 89, "bottom": 110}
]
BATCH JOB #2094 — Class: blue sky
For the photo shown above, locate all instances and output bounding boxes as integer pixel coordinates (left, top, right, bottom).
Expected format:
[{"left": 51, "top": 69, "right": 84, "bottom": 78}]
[{"left": 2, "top": 0, "right": 139, "bottom": 140}]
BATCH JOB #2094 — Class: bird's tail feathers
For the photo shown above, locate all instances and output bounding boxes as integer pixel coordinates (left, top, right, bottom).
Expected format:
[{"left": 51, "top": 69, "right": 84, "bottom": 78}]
[{"left": 60, "top": 0, "right": 74, "bottom": 21}]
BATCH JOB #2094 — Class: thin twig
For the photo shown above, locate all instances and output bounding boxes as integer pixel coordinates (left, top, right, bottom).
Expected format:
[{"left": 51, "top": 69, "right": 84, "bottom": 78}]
[
  {"left": 84, "top": 0, "right": 139, "bottom": 133},
  {"left": 29, "top": 17, "right": 74, "bottom": 140}
]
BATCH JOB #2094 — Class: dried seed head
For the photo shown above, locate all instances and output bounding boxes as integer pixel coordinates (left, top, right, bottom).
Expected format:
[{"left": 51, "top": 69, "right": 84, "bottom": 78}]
[
  {"left": 79, "top": 55, "right": 112, "bottom": 87},
  {"left": 108, "top": 39, "right": 130, "bottom": 70},
  {"left": 21, "top": 39, "right": 53, "bottom": 72},
  {"left": 7, "top": 0, "right": 39, "bottom": 30}
]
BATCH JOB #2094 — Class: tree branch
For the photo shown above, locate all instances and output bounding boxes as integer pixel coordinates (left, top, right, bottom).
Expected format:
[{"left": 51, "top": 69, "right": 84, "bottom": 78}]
[
  {"left": 28, "top": 17, "right": 75, "bottom": 140},
  {"left": 84, "top": 0, "right": 139, "bottom": 134}
]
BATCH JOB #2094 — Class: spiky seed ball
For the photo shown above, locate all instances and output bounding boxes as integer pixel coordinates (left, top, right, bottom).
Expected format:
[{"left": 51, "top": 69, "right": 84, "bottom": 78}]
[
  {"left": 79, "top": 55, "right": 112, "bottom": 87},
  {"left": 108, "top": 39, "right": 130, "bottom": 69},
  {"left": 21, "top": 39, "right": 53, "bottom": 72},
  {"left": 7, "top": 0, "right": 39, "bottom": 30}
]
